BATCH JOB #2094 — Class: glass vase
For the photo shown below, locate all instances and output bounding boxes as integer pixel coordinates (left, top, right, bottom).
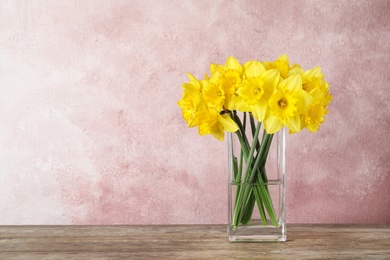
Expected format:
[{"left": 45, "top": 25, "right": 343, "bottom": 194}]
[{"left": 227, "top": 125, "right": 286, "bottom": 242}]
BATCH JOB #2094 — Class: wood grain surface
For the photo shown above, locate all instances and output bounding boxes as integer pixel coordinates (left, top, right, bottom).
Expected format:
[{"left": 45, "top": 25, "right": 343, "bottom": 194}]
[{"left": 0, "top": 224, "right": 389, "bottom": 259}]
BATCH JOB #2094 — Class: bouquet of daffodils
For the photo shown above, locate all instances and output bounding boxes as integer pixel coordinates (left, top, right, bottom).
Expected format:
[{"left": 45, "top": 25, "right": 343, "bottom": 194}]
[{"left": 178, "top": 55, "right": 332, "bottom": 228}]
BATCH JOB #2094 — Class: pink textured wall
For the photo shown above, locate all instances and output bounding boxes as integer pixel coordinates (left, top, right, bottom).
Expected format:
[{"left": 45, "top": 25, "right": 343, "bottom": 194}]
[{"left": 0, "top": 1, "right": 389, "bottom": 224}]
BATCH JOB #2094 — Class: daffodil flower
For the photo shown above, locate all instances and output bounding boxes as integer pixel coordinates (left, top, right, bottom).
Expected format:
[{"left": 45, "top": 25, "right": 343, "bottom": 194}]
[
  {"left": 264, "top": 74, "right": 312, "bottom": 133},
  {"left": 210, "top": 56, "right": 243, "bottom": 110},
  {"left": 288, "top": 66, "right": 333, "bottom": 132},
  {"left": 302, "top": 83, "right": 332, "bottom": 132},
  {"left": 263, "top": 54, "right": 291, "bottom": 79},
  {"left": 202, "top": 71, "right": 226, "bottom": 111},
  {"left": 236, "top": 61, "right": 280, "bottom": 122},
  {"left": 177, "top": 73, "right": 207, "bottom": 127},
  {"left": 198, "top": 108, "right": 238, "bottom": 141}
]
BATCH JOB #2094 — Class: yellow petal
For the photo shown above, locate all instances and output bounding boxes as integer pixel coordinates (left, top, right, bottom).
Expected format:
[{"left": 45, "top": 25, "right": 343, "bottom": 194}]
[
  {"left": 234, "top": 96, "right": 251, "bottom": 112},
  {"left": 288, "top": 67, "right": 304, "bottom": 77},
  {"left": 225, "top": 56, "right": 242, "bottom": 71},
  {"left": 210, "top": 64, "right": 223, "bottom": 74},
  {"left": 186, "top": 73, "right": 198, "bottom": 83},
  {"left": 181, "top": 82, "right": 199, "bottom": 95},
  {"left": 264, "top": 115, "right": 284, "bottom": 134},
  {"left": 296, "top": 89, "right": 313, "bottom": 114},
  {"left": 198, "top": 122, "right": 210, "bottom": 136},
  {"left": 218, "top": 114, "right": 238, "bottom": 132},
  {"left": 280, "top": 74, "right": 302, "bottom": 94},
  {"left": 243, "top": 60, "right": 265, "bottom": 77},
  {"left": 284, "top": 113, "right": 301, "bottom": 133},
  {"left": 251, "top": 100, "right": 267, "bottom": 122},
  {"left": 304, "top": 66, "right": 323, "bottom": 79},
  {"left": 274, "top": 54, "right": 290, "bottom": 79},
  {"left": 211, "top": 127, "right": 224, "bottom": 141},
  {"left": 261, "top": 69, "right": 280, "bottom": 97}
]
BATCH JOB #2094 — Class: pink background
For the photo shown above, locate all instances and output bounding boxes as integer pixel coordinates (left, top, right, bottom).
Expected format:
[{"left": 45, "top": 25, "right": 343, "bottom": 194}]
[{"left": 0, "top": 1, "right": 389, "bottom": 225}]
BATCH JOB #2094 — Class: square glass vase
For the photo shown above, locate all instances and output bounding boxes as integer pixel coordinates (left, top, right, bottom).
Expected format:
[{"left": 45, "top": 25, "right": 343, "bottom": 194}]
[{"left": 227, "top": 126, "right": 286, "bottom": 242}]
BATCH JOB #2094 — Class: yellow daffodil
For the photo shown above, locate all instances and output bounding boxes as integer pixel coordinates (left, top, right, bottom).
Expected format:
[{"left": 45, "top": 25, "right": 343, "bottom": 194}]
[
  {"left": 289, "top": 66, "right": 329, "bottom": 94},
  {"left": 264, "top": 74, "right": 312, "bottom": 133},
  {"left": 210, "top": 56, "right": 243, "bottom": 110},
  {"left": 304, "top": 101, "right": 328, "bottom": 132},
  {"left": 178, "top": 71, "right": 238, "bottom": 141},
  {"left": 263, "top": 54, "right": 291, "bottom": 79},
  {"left": 302, "top": 67, "right": 327, "bottom": 93},
  {"left": 236, "top": 61, "right": 281, "bottom": 121},
  {"left": 198, "top": 108, "right": 238, "bottom": 141},
  {"left": 302, "top": 83, "right": 333, "bottom": 132},
  {"left": 177, "top": 73, "right": 207, "bottom": 127},
  {"left": 288, "top": 66, "right": 333, "bottom": 132},
  {"left": 202, "top": 71, "right": 225, "bottom": 111}
]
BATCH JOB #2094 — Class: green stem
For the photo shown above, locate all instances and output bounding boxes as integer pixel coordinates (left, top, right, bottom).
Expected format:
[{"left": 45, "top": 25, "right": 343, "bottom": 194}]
[
  {"left": 259, "top": 133, "right": 273, "bottom": 185},
  {"left": 246, "top": 133, "right": 273, "bottom": 184},
  {"left": 252, "top": 183, "right": 268, "bottom": 225},
  {"left": 252, "top": 133, "right": 278, "bottom": 226},
  {"left": 254, "top": 171, "right": 278, "bottom": 226},
  {"left": 240, "top": 189, "right": 256, "bottom": 224},
  {"left": 233, "top": 111, "right": 250, "bottom": 152},
  {"left": 232, "top": 122, "right": 262, "bottom": 227},
  {"left": 249, "top": 113, "right": 260, "bottom": 152},
  {"left": 234, "top": 112, "right": 247, "bottom": 209}
]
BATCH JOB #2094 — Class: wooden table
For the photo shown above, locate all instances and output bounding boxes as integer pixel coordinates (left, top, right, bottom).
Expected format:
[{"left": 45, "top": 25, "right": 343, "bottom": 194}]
[{"left": 0, "top": 224, "right": 389, "bottom": 259}]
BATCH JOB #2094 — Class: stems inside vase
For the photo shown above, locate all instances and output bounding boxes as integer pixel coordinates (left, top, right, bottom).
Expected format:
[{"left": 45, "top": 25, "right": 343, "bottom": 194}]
[{"left": 230, "top": 111, "right": 278, "bottom": 229}]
